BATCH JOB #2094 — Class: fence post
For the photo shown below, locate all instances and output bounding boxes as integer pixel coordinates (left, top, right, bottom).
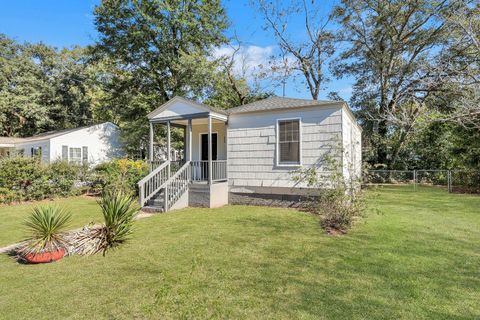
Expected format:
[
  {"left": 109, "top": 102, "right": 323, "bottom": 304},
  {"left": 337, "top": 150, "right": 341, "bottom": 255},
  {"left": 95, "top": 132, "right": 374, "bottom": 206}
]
[
  {"left": 447, "top": 170, "right": 452, "bottom": 193},
  {"left": 413, "top": 170, "right": 417, "bottom": 191}
]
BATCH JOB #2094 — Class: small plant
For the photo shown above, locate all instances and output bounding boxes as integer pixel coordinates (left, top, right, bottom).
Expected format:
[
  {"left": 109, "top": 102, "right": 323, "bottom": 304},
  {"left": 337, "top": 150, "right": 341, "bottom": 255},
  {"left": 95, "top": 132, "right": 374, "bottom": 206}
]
[
  {"left": 97, "top": 190, "right": 139, "bottom": 252},
  {"left": 19, "top": 205, "right": 72, "bottom": 259},
  {"left": 67, "top": 190, "right": 139, "bottom": 256},
  {"left": 293, "top": 153, "right": 365, "bottom": 234}
]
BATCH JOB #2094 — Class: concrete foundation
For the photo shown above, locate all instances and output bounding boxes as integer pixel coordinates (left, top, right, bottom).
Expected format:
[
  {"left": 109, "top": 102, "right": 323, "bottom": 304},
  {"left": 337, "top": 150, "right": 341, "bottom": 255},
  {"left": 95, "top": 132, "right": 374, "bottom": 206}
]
[
  {"left": 228, "top": 186, "right": 313, "bottom": 208},
  {"left": 188, "top": 182, "right": 229, "bottom": 208}
]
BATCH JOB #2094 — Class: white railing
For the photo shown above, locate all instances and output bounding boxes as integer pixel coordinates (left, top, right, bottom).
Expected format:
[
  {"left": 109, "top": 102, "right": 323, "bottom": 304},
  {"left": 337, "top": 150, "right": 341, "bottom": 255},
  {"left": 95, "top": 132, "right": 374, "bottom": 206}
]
[
  {"left": 138, "top": 161, "right": 170, "bottom": 206},
  {"left": 164, "top": 161, "right": 191, "bottom": 211},
  {"left": 191, "top": 160, "right": 227, "bottom": 182},
  {"left": 139, "top": 160, "right": 228, "bottom": 210}
]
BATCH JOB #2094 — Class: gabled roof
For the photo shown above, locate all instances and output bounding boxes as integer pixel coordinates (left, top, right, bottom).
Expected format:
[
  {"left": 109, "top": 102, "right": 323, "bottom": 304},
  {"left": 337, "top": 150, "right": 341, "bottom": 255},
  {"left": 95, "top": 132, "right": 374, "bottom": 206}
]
[
  {"left": 227, "top": 96, "right": 343, "bottom": 114},
  {"left": 0, "top": 122, "right": 117, "bottom": 145},
  {"left": 147, "top": 96, "right": 228, "bottom": 120}
]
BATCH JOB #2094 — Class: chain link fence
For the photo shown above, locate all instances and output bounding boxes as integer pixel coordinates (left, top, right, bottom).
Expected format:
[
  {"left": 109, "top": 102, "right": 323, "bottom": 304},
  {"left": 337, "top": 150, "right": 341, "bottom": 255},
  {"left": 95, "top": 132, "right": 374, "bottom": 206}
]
[{"left": 364, "top": 170, "right": 480, "bottom": 194}]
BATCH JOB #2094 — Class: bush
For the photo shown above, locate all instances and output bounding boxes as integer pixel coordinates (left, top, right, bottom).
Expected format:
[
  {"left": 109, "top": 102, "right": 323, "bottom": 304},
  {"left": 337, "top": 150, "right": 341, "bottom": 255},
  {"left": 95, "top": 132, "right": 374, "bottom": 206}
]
[
  {"left": 91, "top": 159, "right": 148, "bottom": 195},
  {"left": 19, "top": 205, "right": 72, "bottom": 255},
  {"left": 0, "top": 157, "right": 47, "bottom": 201},
  {"left": 0, "top": 157, "right": 84, "bottom": 203},
  {"left": 47, "top": 161, "right": 83, "bottom": 196},
  {"left": 293, "top": 155, "right": 365, "bottom": 234},
  {"left": 66, "top": 190, "right": 139, "bottom": 256}
]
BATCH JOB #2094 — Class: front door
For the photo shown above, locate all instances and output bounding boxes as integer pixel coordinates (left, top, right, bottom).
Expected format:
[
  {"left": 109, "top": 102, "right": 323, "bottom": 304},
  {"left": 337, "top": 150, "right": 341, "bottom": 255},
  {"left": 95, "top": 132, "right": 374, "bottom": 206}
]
[{"left": 200, "top": 133, "right": 217, "bottom": 180}]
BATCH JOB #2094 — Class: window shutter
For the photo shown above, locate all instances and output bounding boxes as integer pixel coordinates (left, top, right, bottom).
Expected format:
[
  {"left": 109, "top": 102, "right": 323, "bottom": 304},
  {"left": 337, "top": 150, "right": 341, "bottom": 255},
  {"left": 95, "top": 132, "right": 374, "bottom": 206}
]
[
  {"left": 62, "top": 146, "right": 68, "bottom": 161},
  {"left": 82, "top": 146, "right": 88, "bottom": 164}
]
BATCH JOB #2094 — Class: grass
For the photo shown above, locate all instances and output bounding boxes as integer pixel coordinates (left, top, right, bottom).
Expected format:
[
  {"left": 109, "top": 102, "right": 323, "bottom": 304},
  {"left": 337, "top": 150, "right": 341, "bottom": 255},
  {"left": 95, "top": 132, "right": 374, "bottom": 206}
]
[
  {"left": 0, "top": 196, "right": 101, "bottom": 247},
  {"left": 0, "top": 186, "right": 479, "bottom": 319}
]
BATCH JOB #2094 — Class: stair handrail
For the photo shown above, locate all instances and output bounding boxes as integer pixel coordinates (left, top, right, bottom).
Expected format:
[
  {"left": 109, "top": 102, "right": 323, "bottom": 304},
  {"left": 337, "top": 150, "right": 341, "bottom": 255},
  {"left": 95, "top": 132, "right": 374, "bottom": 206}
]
[
  {"left": 164, "top": 161, "right": 191, "bottom": 211},
  {"left": 138, "top": 160, "right": 170, "bottom": 206}
]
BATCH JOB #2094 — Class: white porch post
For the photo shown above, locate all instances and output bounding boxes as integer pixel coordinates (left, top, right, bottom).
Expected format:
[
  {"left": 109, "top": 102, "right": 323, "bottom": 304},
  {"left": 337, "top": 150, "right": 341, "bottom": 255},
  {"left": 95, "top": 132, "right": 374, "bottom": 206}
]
[
  {"left": 208, "top": 115, "right": 212, "bottom": 185},
  {"left": 166, "top": 121, "right": 171, "bottom": 161},
  {"left": 187, "top": 119, "right": 192, "bottom": 161},
  {"left": 149, "top": 122, "right": 154, "bottom": 162}
]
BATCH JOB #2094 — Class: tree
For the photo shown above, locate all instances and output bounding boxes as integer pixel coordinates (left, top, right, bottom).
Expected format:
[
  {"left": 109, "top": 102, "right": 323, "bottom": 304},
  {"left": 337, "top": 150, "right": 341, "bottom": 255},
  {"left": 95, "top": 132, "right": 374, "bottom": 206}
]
[
  {"left": 333, "top": 0, "right": 460, "bottom": 168},
  {"left": 93, "top": 0, "right": 228, "bottom": 155},
  {"left": 0, "top": 34, "right": 47, "bottom": 136},
  {"left": 254, "top": 0, "right": 335, "bottom": 100},
  {"left": 205, "top": 43, "right": 272, "bottom": 109}
]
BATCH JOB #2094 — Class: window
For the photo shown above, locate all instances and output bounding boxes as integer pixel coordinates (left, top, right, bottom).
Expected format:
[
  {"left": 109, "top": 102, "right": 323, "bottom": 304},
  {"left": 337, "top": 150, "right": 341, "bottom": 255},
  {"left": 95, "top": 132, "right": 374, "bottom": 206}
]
[
  {"left": 277, "top": 119, "right": 301, "bottom": 165},
  {"left": 31, "top": 147, "right": 42, "bottom": 158},
  {"left": 62, "top": 146, "right": 68, "bottom": 161},
  {"left": 82, "top": 146, "right": 88, "bottom": 164},
  {"left": 69, "top": 148, "right": 82, "bottom": 164}
]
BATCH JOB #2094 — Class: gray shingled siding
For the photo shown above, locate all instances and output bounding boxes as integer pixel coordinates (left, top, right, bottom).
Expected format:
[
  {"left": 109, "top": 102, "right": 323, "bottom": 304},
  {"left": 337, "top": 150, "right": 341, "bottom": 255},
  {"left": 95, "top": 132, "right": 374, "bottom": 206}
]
[{"left": 227, "top": 106, "right": 344, "bottom": 189}]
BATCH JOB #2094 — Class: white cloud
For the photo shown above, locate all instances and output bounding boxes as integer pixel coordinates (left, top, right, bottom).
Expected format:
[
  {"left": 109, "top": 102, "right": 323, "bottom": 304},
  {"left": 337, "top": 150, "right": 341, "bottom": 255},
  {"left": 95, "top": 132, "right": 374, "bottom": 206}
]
[{"left": 212, "top": 45, "right": 275, "bottom": 78}]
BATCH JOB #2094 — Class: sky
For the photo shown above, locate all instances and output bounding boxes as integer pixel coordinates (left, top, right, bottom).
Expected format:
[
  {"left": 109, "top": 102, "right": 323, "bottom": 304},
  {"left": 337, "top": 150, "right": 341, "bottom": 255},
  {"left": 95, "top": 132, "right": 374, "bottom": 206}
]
[{"left": 0, "top": 0, "right": 353, "bottom": 101}]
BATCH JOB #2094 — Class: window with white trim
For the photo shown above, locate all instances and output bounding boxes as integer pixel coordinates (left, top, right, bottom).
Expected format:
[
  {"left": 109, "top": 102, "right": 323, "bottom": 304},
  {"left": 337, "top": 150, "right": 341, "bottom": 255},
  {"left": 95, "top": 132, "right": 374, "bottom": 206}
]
[
  {"left": 277, "top": 119, "right": 301, "bottom": 165},
  {"left": 69, "top": 148, "right": 82, "bottom": 164}
]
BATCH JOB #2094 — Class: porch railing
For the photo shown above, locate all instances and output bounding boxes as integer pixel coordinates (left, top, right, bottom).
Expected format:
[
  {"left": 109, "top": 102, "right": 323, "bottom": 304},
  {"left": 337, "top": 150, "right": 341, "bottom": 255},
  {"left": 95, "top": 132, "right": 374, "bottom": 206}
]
[
  {"left": 149, "top": 160, "right": 184, "bottom": 173},
  {"left": 138, "top": 161, "right": 170, "bottom": 207},
  {"left": 191, "top": 160, "right": 227, "bottom": 182},
  {"left": 164, "top": 161, "right": 191, "bottom": 211}
]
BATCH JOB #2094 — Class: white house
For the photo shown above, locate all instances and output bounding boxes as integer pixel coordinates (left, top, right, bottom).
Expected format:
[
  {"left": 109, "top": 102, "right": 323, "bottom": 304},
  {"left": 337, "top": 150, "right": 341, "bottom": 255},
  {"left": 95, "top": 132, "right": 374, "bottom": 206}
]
[
  {"left": 0, "top": 122, "right": 123, "bottom": 166},
  {"left": 138, "top": 96, "right": 362, "bottom": 212}
]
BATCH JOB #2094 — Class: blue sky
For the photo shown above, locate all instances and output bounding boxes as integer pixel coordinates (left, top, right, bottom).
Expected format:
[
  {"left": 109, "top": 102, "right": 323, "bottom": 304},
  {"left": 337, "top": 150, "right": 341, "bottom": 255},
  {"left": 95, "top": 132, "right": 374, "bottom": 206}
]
[{"left": 0, "top": 0, "right": 353, "bottom": 101}]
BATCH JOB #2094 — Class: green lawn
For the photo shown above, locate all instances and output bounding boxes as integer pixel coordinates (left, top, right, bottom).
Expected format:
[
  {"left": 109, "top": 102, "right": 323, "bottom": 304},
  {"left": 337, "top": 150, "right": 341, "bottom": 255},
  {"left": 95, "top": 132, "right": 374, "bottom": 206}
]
[
  {"left": 1, "top": 186, "right": 479, "bottom": 319},
  {"left": 0, "top": 196, "right": 101, "bottom": 247}
]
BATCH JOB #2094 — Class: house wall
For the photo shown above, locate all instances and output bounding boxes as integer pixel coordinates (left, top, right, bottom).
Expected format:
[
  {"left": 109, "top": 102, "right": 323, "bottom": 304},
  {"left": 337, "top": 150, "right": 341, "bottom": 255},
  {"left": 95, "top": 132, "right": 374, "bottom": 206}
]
[
  {"left": 49, "top": 122, "right": 123, "bottom": 166},
  {"left": 227, "top": 105, "right": 344, "bottom": 192},
  {"left": 15, "top": 140, "right": 51, "bottom": 163},
  {"left": 342, "top": 108, "right": 362, "bottom": 184},
  {"left": 191, "top": 122, "right": 227, "bottom": 161}
]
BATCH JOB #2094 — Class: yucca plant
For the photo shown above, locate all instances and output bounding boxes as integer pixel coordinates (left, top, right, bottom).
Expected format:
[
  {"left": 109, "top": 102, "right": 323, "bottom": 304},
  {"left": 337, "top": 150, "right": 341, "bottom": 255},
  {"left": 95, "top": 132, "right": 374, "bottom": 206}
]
[
  {"left": 21, "top": 205, "right": 72, "bottom": 255},
  {"left": 98, "top": 190, "right": 139, "bottom": 251}
]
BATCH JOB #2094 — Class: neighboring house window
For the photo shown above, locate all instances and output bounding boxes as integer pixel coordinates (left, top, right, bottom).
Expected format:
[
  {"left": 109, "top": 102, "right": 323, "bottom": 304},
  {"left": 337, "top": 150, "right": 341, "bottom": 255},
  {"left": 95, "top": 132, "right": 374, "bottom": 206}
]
[
  {"left": 69, "top": 148, "right": 82, "bottom": 164},
  {"left": 277, "top": 119, "right": 301, "bottom": 165},
  {"left": 62, "top": 145, "right": 68, "bottom": 161},
  {"left": 31, "top": 147, "right": 42, "bottom": 158},
  {"left": 82, "top": 146, "right": 88, "bottom": 164}
]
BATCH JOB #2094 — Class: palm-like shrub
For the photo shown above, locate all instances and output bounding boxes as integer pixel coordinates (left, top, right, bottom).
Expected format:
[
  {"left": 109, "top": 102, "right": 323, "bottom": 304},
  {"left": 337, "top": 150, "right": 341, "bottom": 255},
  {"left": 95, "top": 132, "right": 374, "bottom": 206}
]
[
  {"left": 97, "top": 190, "right": 139, "bottom": 253},
  {"left": 68, "top": 191, "right": 139, "bottom": 256},
  {"left": 21, "top": 205, "right": 72, "bottom": 254}
]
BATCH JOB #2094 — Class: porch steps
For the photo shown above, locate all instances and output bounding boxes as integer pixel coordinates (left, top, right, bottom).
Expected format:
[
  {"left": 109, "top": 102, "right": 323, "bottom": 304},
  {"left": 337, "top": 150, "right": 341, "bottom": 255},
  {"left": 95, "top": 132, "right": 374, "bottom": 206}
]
[{"left": 142, "top": 190, "right": 165, "bottom": 213}]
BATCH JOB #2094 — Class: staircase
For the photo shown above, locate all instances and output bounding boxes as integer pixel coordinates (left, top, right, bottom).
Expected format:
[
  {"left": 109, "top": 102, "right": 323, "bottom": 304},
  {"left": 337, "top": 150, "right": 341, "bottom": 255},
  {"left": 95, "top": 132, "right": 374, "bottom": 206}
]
[
  {"left": 142, "top": 190, "right": 165, "bottom": 213},
  {"left": 138, "top": 160, "right": 228, "bottom": 212},
  {"left": 138, "top": 160, "right": 192, "bottom": 212}
]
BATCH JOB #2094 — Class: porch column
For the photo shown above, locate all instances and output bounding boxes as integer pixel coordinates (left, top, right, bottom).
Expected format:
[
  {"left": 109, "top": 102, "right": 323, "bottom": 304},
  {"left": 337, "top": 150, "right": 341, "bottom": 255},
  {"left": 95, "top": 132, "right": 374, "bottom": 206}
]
[
  {"left": 208, "top": 115, "right": 212, "bottom": 185},
  {"left": 166, "top": 120, "right": 171, "bottom": 161},
  {"left": 187, "top": 119, "right": 192, "bottom": 161},
  {"left": 149, "top": 122, "right": 154, "bottom": 162}
]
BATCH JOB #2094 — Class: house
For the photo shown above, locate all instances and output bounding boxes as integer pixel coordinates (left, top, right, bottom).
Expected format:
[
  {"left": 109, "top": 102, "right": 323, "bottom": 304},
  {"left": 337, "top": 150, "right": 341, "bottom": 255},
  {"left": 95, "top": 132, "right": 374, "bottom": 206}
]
[
  {"left": 138, "top": 96, "right": 362, "bottom": 212},
  {"left": 0, "top": 122, "right": 123, "bottom": 166}
]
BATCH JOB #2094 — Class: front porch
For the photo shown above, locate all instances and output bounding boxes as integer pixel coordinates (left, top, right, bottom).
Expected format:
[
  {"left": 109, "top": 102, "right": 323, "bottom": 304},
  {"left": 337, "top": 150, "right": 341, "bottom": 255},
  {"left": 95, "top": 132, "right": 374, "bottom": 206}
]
[{"left": 138, "top": 97, "right": 229, "bottom": 211}]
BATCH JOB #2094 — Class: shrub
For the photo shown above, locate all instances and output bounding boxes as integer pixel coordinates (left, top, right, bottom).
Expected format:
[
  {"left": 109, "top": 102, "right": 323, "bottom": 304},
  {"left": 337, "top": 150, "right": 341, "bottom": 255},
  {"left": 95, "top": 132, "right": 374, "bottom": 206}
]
[
  {"left": 0, "top": 157, "right": 46, "bottom": 199},
  {"left": 19, "top": 205, "right": 72, "bottom": 255},
  {"left": 47, "top": 161, "right": 83, "bottom": 196},
  {"left": 66, "top": 190, "right": 139, "bottom": 256},
  {"left": 293, "top": 155, "right": 365, "bottom": 234},
  {"left": 0, "top": 187, "right": 18, "bottom": 204},
  {"left": 91, "top": 159, "right": 148, "bottom": 195}
]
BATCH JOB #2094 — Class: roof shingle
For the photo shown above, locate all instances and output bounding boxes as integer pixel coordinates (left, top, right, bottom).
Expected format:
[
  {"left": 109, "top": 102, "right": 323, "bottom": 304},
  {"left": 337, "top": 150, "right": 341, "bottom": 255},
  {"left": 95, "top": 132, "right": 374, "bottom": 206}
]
[{"left": 227, "top": 96, "right": 342, "bottom": 114}]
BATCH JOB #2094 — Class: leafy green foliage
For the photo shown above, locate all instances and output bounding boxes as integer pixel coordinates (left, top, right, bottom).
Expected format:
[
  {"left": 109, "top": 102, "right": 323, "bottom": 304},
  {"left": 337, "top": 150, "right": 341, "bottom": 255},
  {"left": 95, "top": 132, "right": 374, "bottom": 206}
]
[
  {"left": 96, "top": 190, "right": 139, "bottom": 255},
  {"left": 293, "top": 155, "right": 365, "bottom": 233},
  {"left": 21, "top": 205, "right": 72, "bottom": 254},
  {"left": 0, "top": 157, "right": 83, "bottom": 203},
  {"left": 91, "top": 159, "right": 148, "bottom": 195}
]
